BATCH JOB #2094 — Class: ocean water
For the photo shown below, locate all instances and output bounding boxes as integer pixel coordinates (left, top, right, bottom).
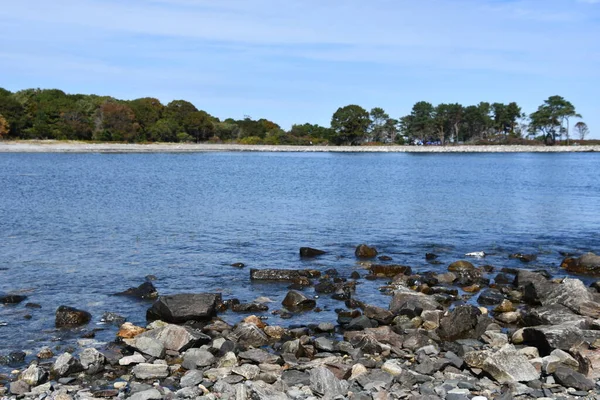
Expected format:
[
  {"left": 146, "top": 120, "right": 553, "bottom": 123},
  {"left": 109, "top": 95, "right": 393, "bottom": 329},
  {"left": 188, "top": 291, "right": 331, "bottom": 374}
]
[{"left": 0, "top": 152, "right": 599, "bottom": 364}]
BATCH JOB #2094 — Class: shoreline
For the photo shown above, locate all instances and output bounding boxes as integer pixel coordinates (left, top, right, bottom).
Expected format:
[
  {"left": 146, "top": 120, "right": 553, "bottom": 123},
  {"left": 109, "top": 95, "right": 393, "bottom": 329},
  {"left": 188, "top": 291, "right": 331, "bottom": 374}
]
[{"left": 1, "top": 140, "right": 599, "bottom": 153}]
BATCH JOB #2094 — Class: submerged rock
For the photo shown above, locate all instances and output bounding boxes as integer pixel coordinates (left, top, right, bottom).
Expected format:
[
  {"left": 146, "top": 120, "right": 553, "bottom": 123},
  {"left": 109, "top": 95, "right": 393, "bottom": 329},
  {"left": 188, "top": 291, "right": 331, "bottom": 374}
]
[
  {"left": 509, "top": 253, "right": 537, "bottom": 262},
  {"left": 0, "top": 294, "right": 27, "bottom": 304},
  {"left": 250, "top": 268, "right": 319, "bottom": 282},
  {"left": 369, "top": 264, "right": 412, "bottom": 277},
  {"left": 282, "top": 290, "right": 316, "bottom": 311},
  {"left": 115, "top": 282, "right": 158, "bottom": 300},
  {"left": 299, "top": 247, "right": 326, "bottom": 257},
  {"left": 55, "top": 305, "right": 91, "bottom": 328},
  {"left": 146, "top": 293, "right": 221, "bottom": 323},
  {"left": 355, "top": 244, "right": 378, "bottom": 259}
]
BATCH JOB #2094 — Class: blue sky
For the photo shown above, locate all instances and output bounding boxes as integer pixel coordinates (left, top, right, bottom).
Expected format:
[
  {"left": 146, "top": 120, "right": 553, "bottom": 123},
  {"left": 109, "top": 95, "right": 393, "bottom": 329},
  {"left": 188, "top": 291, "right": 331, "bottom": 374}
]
[{"left": 1, "top": 0, "right": 599, "bottom": 137}]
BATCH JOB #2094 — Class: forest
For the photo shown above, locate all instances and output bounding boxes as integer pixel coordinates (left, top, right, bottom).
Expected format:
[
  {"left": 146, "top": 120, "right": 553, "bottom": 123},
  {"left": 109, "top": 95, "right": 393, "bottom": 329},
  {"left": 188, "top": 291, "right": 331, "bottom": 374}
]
[{"left": 0, "top": 88, "right": 590, "bottom": 146}]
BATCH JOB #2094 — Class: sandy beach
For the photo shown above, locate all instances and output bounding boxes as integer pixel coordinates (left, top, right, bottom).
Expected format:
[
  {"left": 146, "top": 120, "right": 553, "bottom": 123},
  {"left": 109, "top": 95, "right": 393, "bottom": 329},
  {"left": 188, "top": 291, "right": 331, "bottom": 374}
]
[{"left": 0, "top": 140, "right": 599, "bottom": 153}]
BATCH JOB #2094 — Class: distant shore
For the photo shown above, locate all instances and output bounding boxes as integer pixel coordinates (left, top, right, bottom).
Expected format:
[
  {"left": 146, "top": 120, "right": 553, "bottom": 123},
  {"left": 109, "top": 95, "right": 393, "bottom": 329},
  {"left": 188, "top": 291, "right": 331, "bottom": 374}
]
[{"left": 1, "top": 140, "right": 599, "bottom": 153}]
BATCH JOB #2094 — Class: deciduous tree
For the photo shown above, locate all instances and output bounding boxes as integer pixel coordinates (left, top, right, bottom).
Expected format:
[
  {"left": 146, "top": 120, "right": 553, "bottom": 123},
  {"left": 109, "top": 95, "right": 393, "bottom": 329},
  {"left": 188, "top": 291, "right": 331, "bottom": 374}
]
[
  {"left": 574, "top": 121, "right": 589, "bottom": 141},
  {"left": 330, "top": 105, "right": 370, "bottom": 145}
]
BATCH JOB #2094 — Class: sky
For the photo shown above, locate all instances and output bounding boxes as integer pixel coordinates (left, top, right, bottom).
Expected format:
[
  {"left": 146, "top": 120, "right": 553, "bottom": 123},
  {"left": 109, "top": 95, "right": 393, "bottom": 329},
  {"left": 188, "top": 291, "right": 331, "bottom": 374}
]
[{"left": 1, "top": 0, "right": 599, "bottom": 137}]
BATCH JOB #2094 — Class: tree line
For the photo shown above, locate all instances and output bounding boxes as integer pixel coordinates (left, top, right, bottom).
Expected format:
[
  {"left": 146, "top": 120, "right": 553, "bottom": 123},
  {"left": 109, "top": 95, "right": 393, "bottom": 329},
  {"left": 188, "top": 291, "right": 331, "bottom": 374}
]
[{"left": 0, "top": 87, "right": 590, "bottom": 145}]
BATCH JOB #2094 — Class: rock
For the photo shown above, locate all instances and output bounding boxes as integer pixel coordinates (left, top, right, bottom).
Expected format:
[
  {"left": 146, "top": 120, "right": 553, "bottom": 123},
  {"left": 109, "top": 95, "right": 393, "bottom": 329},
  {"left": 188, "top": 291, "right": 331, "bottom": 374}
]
[
  {"left": 146, "top": 293, "right": 221, "bottom": 323},
  {"left": 238, "top": 348, "right": 280, "bottom": 364},
  {"left": 309, "top": 366, "right": 347, "bottom": 398},
  {"left": 314, "top": 336, "right": 335, "bottom": 352},
  {"left": 355, "top": 244, "right": 378, "bottom": 259},
  {"left": 231, "top": 262, "right": 245, "bottom": 268},
  {"left": 282, "top": 290, "right": 316, "bottom": 311},
  {"left": 119, "top": 352, "right": 146, "bottom": 366},
  {"left": 509, "top": 253, "right": 537, "bottom": 262},
  {"left": 389, "top": 286, "right": 441, "bottom": 317},
  {"left": 128, "top": 388, "right": 163, "bottom": 400},
  {"left": 131, "top": 363, "right": 169, "bottom": 380},
  {"left": 495, "top": 311, "right": 520, "bottom": 324},
  {"left": 250, "top": 268, "right": 318, "bottom": 282},
  {"left": 9, "top": 380, "right": 29, "bottom": 395},
  {"left": 522, "top": 324, "right": 594, "bottom": 354},
  {"left": 438, "top": 305, "right": 482, "bottom": 341},
  {"left": 231, "top": 302, "right": 269, "bottom": 312},
  {"left": 182, "top": 348, "right": 215, "bottom": 370},
  {"left": 551, "top": 349, "right": 579, "bottom": 370},
  {"left": 52, "top": 353, "right": 84, "bottom": 377},
  {"left": 117, "top": 322, "right": 146, "bottom": 338},
  {"left": 247, "top": 380, "right": 288, "bottom": 400},
  {"left": 482, "top": 344, "right": 540, "bottom": 383},
  {"left": 180, "top": 369, "right": 204, "bottom": 387},
  {"left": 0, "top": 294, "right": 27, "bottom": 304},
  {"left": 562, "top": 252, "right": 600, "bottom": 276},
  {"left": 542, "top": 355, "right": 562, "bottom": 374},
  {"left": 553, "top": 365, "right": 595, "bottom": 391},
  {"left": 478, "top": 289, "right": 505, "bottom": 305},
  {"left": 516, "top": 270, "right": 553, "bottom": 305},
  {"left": 55, "top": 305, "right": 91, "bottom": 327},
  {"left": 36, "top": 347, "right": 54, "bottom": 359},
  {"left": 300, "top": 247, "right": 326, "bottom": 257},
  {"left": 494, "top": 300, "right": 515, "bottom": 313},
  {"left": 264, "top": 325, "right": 285, "bottom": 339},
  {"left": 79, "top": 348, "right": 106, "bottom": 374},
  {"left": 232, "top": 364, "right": 260, "bottom": 380},
  {"left": 381, "top": 359, "right": 403, "bottom": 376},
  {"left": 448, "top": 260, "right": 475, "bottom": 271},
  {"left": 369, "top": 264, "right": 412, "bottom": 277},
  {"left": 132, "top": 323, "right": 210, "bottom": 352},
  {"left": 101, "top": 312, "right": 126, "bottom": 325},
  {"left": 19, "top": 364, "right": 48, "bottom": 386},
  {"left": 282, "top": 370, "right": 311, "bottom": 386},
  {"left": 115, "top": 281, "right": 158, "bottom": 299},
  {"left": 129, "top": 336, "right": 165, "bottom": 358},
  {"left": 230, "top": 323, "right": 269, "bottom": 347}
]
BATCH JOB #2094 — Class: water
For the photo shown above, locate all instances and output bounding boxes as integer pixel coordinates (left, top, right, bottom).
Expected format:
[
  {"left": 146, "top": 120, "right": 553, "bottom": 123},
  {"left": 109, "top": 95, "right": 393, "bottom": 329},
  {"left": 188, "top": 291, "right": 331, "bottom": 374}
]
[{"left": 1, "top": 152, "right": 599, "bottom": 365}]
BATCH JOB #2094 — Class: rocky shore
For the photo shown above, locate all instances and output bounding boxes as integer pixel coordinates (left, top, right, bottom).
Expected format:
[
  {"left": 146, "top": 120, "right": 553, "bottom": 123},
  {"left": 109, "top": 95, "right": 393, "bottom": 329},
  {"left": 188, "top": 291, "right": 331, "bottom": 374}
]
[
  {"left": 1, "top": 141, "right": 599, "bottom": 153},
  {"left": 1, "top": 247, "right": 600, "bottom": 400}
]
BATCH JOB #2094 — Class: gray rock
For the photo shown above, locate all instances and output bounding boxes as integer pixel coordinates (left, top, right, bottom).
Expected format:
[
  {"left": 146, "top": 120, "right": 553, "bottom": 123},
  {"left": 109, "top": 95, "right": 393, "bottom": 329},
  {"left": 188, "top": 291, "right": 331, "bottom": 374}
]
[
  {"left": 115, "top": 281, "right": 158, "bottom": 300},
  {"left": 446, "top": 388, "right": 470, "bottom": 400},
  {"left": 438, "top": 305, "right": 482, "bottom": 341},
  {"left": 238, "top": 348, "right": 280, "bottom": 364},
  {"left": 133, "top": 323, "right": 210, "bottom": 353},
  {"left": 182, "top": 348, "right": 215, "bottom": 370},
  {"left": 230, "top": 323, "right": 270, "bottom": 347},
  {"left": 175, "top": 387, "right": 200, "bottom": 399},
  {"left": 131, "top": 363, "right": 169, "bottom": 380},
  {"left": 310, "top": 366, "right": 348, "bottom": 398},
  {"left": 314, "top": 337, "right": 335, "bottom": 352},
  {"left": 19, "top": 363, "right": 47, "bottom": 386},
  {"left": 282, "top": 290, "right": 316, "bottom": 311},
  {"left": 52, "top": 353, "right": 84, "bottom": 377},
  {"left": 128, "top": 388, "right": 163, "bottom": 400},
  {"left": 231, "top": 364, "right": 260, "bottom": 380},
  {"left": 119, "top": 352, "right": 146, "bottom": 366},
  {"left": 481, "top": 344, "right": 540, "bottom": 383},
  {"left": 180, "top": 369, "right": 204, "bottom": 387},
  {"left": 9, "top": 380, "right": 30, "bottom": 395},
  {"left": 79, "top": 348, "right": 106, "bottom": 374},
  {"left": 389, "top": 286, "right": 441, "bottom": 317},
  {"left": 130, "top": 336, "right": 165, "bottom": 358},
  {"left": 282, "top": 370, "right": 311, "bottom": 386},
  {"left": 554, "top": 365, "right": 595, "bottom": 391},
  {"left": 247, "top": 380, "right": 288, "bottom": 400},
  {"left": 146, "top": 293, "right": 221, "bottom": 323}
]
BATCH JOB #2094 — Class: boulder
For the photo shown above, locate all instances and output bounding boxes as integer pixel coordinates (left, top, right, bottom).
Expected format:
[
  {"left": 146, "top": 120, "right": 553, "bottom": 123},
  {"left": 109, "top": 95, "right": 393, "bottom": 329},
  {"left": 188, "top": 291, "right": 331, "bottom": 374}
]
[
  {"left": 282, "top": 290, "right": 316, "bottom": 311},
  {"left": 438, "top": 305, "right": 482, "bottom": 341},
  {"left": 79, "top": 348, "right": 106, "bottom": 374},
  {"left": 553, "top": 365, "right": 595, "bottom": 391},
  {"left": 146, "top": 293, "right": 221, "bottom": 323},
  {"left": 355, "top": 244, "right": 378, "bottom": 259},
  {"left": 516, "top": 270, "right": 553, "bottom": 305},
  {"left": 182, "top": 348, "right": 215, "bottom": 370},
  {"left": 231, "top": 302, "right": 269, "bottom": 312},
  {"left": 477, "top": 289, "right": 505, "bottom": 306},
  {"left": 481, "top": 344, "right": 540, "bottom": 383},
  {"left": 9, "top": 380, "right": 29, "bottom": 396},
  {"left": 117, "top": 322, "right": 146, "bottom": 338},
  {"left": 562, "top": 252, "right": 600, "bottom": 276},
  {"left": 131, "top": 324, "right": 210, "bottom": 353},
  {"left": 389, "top": 286, "right": 441, "bottom": 317},
  {"left": 369, "top": 264, "right": 412, "bottom": 277},
  {"left": 300, "top": 247, "right": 326, "bottom": 257},
  {"left": 521, "top": 324, "right": 596, "bottom": 355},
  {"left": 310, "top": 366, "right": 348, "bottom": 398},
  {"left": 128, "top": 336, "right": 165, "bottom": 358},
  {"left": 448, "top": 260, "right": 475, "bottom": 272},
  {"left": 55, "top": 306, "right": 91, "bottom": 328},
  {"left": 115, "top": 282, "right": 158, "bottom": 300},
  {"left": 363, "top": 304, "right": 394, "bottom": 325},
  {"left": 52, "top": 352, "right": 84, "bottom": 377},
  {"left": 230, "top": 323, "right": 270, "bottom": 347},
  {"left": 19, "top": 364, "right": 47, "bottom": 386},
  {"left": 448, "top": 261, "right": 485, "bottom": 285},
  {"left": 0, "top": 294, "right": 27, "bottom": 304}
]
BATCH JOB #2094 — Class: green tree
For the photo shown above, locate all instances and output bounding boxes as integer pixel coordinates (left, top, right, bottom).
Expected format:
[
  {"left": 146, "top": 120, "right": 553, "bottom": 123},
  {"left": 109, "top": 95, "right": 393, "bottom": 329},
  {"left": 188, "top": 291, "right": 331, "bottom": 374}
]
[
  {"left": 529, "top": 96, "right": 580, "bottom": 145},
  {"left": 400, "top": 101, "right": 434, "bottom": 141},
  {"left": 432, "top": 103, "right": 451, "bottom": 145},
  {"left": 185, "top": 111, "right": 214, "bottom": 142},
  {"left": 446, "top": 103, "right": 463, "bottom": 144},
  {"left": 330, "top": 105, "right": 371, "bottom": 145},
  {"left": 574, "top": 121, "right": 589, "bottom": 141},
  {"left": 129, "top": 98, "right": 164, "bottom": 132},
  {"left": 94, "top": 101, "right": 140, "bottom": 142},
  {"left": 0, "top": 114, "right": 9, "bottom": 138},
  {"left": 369, "top": 107, "right": 389, "bottom": 142},
  {"left": 147, "top": 119, "right": 179, "bottom": 142}
]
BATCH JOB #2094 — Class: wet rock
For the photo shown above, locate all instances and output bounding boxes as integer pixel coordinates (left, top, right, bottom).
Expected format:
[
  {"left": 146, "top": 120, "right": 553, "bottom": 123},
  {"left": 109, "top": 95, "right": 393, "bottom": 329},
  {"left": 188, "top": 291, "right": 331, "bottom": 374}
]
[
  {"left": 19, "top": 364, "right": 48, "bottom": 386},
  {"left": 310, "top": 366, "right": 348, "bottom": 398},
  {"left": 426, "top": 253, "right": 438, "bottom": 260},
  {"left": 553, "top": 365, "right": 595, "bottom": 391},
  {"left": 230, "top": 323, "right": 269, "bottom": 347},
  {"left": 146, "top": 293, "right": 221, "bottom": 323},
  {"left": 300, "top": 247, "right": 326, "bottom": 257},
  {"left": 482, "top": 344, "right": 540, "bottom": 383},
  {"left": 0, "top": 294, "right": 27, "bottom": 304},
  {"left": 448, "top": 260, "right": 475, "bottom": 272},
  {"left": 282, "top": 290, "right": 316, "bottom": 311},
  {"left": 389, "top": 286, "right": 441, "bottom": 317},
  {"left": 231, "top": 302, "right": 269, "bottom": 312},
  {"left": 79, "top": 348, "right": 106, "bottom": 374},
  {"left": 369, "top": 264, "right": 412, "bottom": 277},
  {"left": 438, "top": 305, "right": 482, "bottom": 341},
  {"left": 250, "top": 268, "right": 318, "bottom": 282},
  {"left": 230, "top": 262, "right": 245, "bottom": 268},
  {"left": 52, "top": 352, "right": 84, "bottom": 377},
  {"left": 132, "top": 363, "right": 169, "bottom": 380},
  {"left": 55, "top": 305, "right": 91, "bottom": 328},
  {"left": 478, "top": 289, "right": 505, "bottom": 306},
  {"left": 562, "top": 252, "right": 600, "bottom": 276},
  {"left": 36, "top": 347, "right": 53, "bottom": 359},
  {"left": 100, "top": 312, "right": 126, "bottom": 325},
  {"left": 355, "top": 244, "right": 378, "bottom": 259},
  {"left": 509, "top": 253, "right": 537, "bottom": 262},
  {"left": 115, "top": 281, "right": 158, "bottom": 300}
]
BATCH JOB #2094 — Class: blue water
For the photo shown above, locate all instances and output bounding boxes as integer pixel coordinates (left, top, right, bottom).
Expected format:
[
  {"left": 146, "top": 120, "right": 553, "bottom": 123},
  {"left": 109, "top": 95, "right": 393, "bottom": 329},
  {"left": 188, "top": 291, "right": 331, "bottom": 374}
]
[{"left": 0, "top": 152, "right": 599, "bottom": 364}]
